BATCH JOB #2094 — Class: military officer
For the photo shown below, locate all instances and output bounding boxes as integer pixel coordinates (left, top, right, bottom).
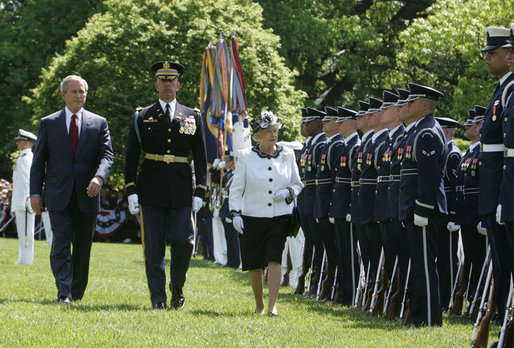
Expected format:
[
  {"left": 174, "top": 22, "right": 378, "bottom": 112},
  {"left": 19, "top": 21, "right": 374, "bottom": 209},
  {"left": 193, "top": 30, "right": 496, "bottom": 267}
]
[
  {"left": 435, "top": 116, "right": 462, "bottom": 311},
  {"left": 330, "top": 107, "right": 360, "bottom": 306},
  {"left": 399, "top": 82, "right": 446, "bottom": 327},
  {"left": 301, "top": 107, "right": 327, "bottom": 297},
  {"left": 313, "top": 107, "right": 344, "bottom": 302},
  {"left": 12, "top": 129, "right": 37, "bottom": 265},
  {"left": 478, "top": 26, "right": 513, "bottom": 322},
  {"left": 124, "top": 61, "right": 207, "bottom": 309}
]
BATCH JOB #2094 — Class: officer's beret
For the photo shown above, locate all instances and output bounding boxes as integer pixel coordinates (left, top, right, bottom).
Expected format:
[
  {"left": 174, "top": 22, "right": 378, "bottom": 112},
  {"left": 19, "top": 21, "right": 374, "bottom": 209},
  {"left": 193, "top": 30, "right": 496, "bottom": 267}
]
[
  {"left": 366, "top": 97, "right": 383, "bottom": 114},
  {"left": 151, "top": 61, "right": 185, "bottom": 80},
  {"left": 464, "top": 109, "right": 476, "bottom": 126},
  {"left": 482, "top": 27, "right": 510, "bottom": 52},
  {"left": 395, "top": 88, "right": 411, "bottom": 106},
  {"left": 336, "top": 107, "right": 357, "bottom": 123},
  {"left": 436, "top": 117, "right": 460, "bottom": 128},
  {"left": 503, "top": 24, "right": 514, "bottom": 48},
  {"left": 306, "top": 107, "right": 326, "bottom": 120},
  {"left": 356, "top": 100, "right": 370, "bottom": 117},
  {"left": 16, "top": 129, "right": 37, "bottom": 141},
  {"left": 406, "top": 83, "right": 444, "bottom": 102},
  {"left": 381, "top": 90, "right": 399, "bottom": 109},
  {"left": 322, "top": 107, "right": 339, "bottom": 121}
]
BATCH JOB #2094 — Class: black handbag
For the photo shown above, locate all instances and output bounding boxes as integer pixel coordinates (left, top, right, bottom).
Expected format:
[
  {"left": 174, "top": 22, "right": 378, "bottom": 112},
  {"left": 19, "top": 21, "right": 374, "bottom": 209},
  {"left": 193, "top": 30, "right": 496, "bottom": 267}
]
[{"left": 286, "top": 202, "right": 301, "bottom": 238}]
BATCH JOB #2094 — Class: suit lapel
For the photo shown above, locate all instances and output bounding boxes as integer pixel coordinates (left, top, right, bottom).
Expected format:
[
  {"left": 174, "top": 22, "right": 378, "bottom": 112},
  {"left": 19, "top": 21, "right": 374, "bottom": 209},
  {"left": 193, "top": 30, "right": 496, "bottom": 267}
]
[
  {"left": 56, "top": 109, "right": 74, "bottom": 157},
  {"left": 75, "top": 110, "right": 90, "bottom": 156}
]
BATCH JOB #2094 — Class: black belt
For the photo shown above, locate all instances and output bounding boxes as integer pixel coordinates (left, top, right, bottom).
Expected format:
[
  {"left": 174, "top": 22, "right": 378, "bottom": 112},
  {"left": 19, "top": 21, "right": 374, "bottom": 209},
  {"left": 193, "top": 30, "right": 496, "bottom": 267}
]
[
  {"left": 359, "top": 178, "right": 377, "bottom": 185},
  {"left": 335, "top": 177, "right": 351, "bottom": 184},
  {"left": 464, "top": 187, "right": 479, "bottom": 195},
  {"left": 351, "top": 181, "right": 360, "bottom": 188},
  {"left": 377, "top": 176, "right": 390, "bottom": 183},
  {"left": 401, "top": 168, "right": 418, "bottom": 176},
  {"left": 389, "top": 174, "right": 401, "bottom": 182},
  {"left": 315, "top": 178, "right": 332, "bottom": 185},
  {"left": 304, "top": 179, "right": 316, "bottom": 186}
]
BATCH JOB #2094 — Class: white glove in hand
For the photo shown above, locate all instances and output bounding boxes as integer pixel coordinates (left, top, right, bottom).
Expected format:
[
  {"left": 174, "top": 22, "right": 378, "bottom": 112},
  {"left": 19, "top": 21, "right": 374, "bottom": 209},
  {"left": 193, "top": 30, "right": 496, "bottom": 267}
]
[
  {"left": 414, "top": 214, "right": 428, "bottom": 227},
  {"left": 477, "top": 221, "right": 487, "bottom": 236},
  {"left": 273, "top": 189, "right": 290, "bottom": 202},
  {"left": 218, "top": 161, "right": 226, "bottom": 169},
  {"left": 225, "top": 217, "right": 232, "bottom": 223},
  {"left": 329, "top": 217, "right": 335, "bottom": 224},
  {"left": 496, "top": 204, "right": 504, "bottom": 225},
  {"left": 233, "top": 216, "right": 244, "bottom": 234},
  {"left": 128, "top": 194, "right": 139, "bottom": 215},
  {"left": 192, "top": 196, "right": 203, "bottom": 213},
  {"left": 346, "top": 213, "right": 351, "bottom": 222},
  {"left": 213, "top": 158, "right": 221, "bottom": 168},
  {"left": 446, "top": 221, "right": 460, "bottom": 232}
]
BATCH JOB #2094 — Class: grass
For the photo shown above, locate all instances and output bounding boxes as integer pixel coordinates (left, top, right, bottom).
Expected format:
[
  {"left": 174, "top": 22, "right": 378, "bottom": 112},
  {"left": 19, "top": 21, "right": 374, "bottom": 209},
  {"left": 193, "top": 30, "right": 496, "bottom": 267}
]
[{"left": 0, "top": 238, "right": 498, "bottom": 347}]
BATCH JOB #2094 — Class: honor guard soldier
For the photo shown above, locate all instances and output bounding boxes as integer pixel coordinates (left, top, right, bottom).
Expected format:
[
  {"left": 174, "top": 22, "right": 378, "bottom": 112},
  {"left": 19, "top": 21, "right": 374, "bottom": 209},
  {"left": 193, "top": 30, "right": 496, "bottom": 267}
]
[
  {"left": 435, "top": 116, "right": 462, "bottom": 311},
  {"left": 399, "top": 82, "right": 446, "bottom": 327},
  {"left": 330, "top": 107, "right": 360, "bottom": 306},
  {"left": 301, "top": 107, "right": 327, "bottom": 297},
  {"left": 453, "top": 107, "right": 487, "bottom": 315},
  {"left": 349, "top": 100, "right": 373, "bottom": 307},
  {"left": 478, "top": 26, "right": 513, "bottom": 322},
  {"left": 295, "top": 108, "right": 314, "bottom": 295},
  {"left": 124, "top": 61, "right": 207, "bottom": 309},
  {"left": 384, "top": 88, "right": 413, "bottom": 320},
  {"left": 12, "top": 129, "right": 37, "bottom": 264},
  {"left": 313, "top": 107, "right": 344, "bottom": 302},
  {"left": 357, "top": 97, "right": 389, "bottom": 313},
  {"left": 374, "top": 90, "right": 403, "bottom": 316}
]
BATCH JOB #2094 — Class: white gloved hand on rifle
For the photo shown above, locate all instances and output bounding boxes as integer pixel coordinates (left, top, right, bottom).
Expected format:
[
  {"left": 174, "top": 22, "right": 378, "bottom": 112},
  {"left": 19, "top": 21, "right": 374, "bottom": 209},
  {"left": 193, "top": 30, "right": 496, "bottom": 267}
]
[
  {"left": 192, "top": 196, "right": 203, "bottom": 213},
  {"left": 446, "top": 221, "right": 460, "bottom": 232},
  {"left": 128, "top": 194, "right": 139, "bottom": 215},
  {"left": 414, "top": 214, "right": 428, "bottom": 227},
  {"left": 496, "top": 204, "right": 504, "bottom": 225},
  {"left": 346, "top": 213, "right": 351, "bottom": 223},
  {"left": 212, "top": 158, "right": 221, "bottom": 168},
  {"left": 477, "top": 221, "right": 487, "bottom": 236}
]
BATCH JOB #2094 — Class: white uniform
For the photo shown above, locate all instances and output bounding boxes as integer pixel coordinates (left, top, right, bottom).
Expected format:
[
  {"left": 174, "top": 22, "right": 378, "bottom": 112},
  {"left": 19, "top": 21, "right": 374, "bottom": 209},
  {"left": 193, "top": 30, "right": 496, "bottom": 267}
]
[{"left": 12, "top": 148, "right": 35, "bottom": 264}]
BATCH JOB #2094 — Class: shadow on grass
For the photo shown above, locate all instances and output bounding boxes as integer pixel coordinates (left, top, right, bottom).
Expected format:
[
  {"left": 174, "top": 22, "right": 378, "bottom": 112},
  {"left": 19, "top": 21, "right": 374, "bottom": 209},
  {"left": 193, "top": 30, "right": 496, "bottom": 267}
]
[
  {"left": 1, "top": 297, "right": 146, "bottom": 311},
  {"left": 190, "top": 309, "right": 245, "bottom": 317}
]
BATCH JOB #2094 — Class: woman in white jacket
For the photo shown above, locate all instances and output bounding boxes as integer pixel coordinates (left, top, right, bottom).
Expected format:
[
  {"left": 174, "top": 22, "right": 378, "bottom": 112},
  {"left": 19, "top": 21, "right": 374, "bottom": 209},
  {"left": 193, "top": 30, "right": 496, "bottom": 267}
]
[{"left": 229, "top": 111, "right": 303, "bottom": 316}]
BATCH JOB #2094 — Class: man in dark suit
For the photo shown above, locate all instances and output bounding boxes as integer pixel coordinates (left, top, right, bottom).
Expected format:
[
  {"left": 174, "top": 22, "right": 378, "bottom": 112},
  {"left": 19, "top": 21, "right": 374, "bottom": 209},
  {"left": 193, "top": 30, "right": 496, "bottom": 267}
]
[
  {"left": 124, "top": 61, "right": 207, "bottom": 310},
  {"left": 30, "top": 75, "right": 114, "bottom": 304}
]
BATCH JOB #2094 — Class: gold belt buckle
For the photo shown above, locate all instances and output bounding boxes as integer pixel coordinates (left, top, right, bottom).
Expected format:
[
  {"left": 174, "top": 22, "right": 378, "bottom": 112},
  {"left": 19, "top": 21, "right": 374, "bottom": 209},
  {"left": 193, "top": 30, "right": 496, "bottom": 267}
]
[{"left": 163, "top": 154, "right": 174, "bottom": 163}]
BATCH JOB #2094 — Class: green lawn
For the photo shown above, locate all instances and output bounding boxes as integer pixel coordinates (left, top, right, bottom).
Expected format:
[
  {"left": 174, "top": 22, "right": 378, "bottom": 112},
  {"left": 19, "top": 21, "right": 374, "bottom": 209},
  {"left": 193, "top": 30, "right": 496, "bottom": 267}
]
[{"left": 0, "top": 238, "right": 497, "bottom": 347}]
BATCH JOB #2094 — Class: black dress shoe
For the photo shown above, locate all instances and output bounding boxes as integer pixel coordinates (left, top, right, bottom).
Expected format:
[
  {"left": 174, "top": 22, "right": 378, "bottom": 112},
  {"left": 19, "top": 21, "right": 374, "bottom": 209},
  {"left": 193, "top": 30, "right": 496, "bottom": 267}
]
[
  {"left": 267, "top": 312, "right": 279, "bottom": 317},
  {"left": 58, "top": 296, "right": 71, "bottom": 305},
  {"left": 153, "top": 302, "right": 166, "bottom": 310},
  {"left": 171, "top": 293, "right": 185, "bottom": 309}
]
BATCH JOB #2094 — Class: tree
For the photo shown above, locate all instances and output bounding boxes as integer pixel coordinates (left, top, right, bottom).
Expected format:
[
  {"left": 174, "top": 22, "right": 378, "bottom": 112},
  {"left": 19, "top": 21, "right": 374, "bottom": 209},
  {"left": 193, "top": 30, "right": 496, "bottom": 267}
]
[{"left": 28, "top": 0, "right": 306, "bottom": 188}]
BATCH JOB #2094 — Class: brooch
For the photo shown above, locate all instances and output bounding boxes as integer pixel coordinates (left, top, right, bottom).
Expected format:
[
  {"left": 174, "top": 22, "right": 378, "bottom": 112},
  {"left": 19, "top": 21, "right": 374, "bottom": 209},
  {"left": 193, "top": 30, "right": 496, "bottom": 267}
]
[{"left": 179, "top": 115, "right": 197, "bottom": 135}]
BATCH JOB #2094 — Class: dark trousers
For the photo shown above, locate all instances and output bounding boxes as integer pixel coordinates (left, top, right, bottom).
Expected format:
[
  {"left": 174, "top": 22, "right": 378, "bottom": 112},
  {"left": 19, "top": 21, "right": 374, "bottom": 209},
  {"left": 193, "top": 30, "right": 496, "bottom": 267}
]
[
  {"left": 299, "top": 213, "right": 313, "bottom": 271},
  {"left": 140, "top": 205, "right": 194, "bottom": 306},
  {"left": 435, "top": 215, "right": 458, "bottom": 310},
  {"left": 405, "top": 216, "right": 442, "bottom": 327},
  {"left": 222, "top": 219, "right": 241, "bottom": 268},
  {"left": 334, "top": 218, "right": 359, "bottom": 305},
  {"left": 379, "top": 220, "right": 396, "bottom": 281},
  {"left": 356, "top": 223, "right": 370, "bottom": 278},
  {"left": 366, "top": 222, "right": 382, "bottom": 283},
  {"left": 483, "top": 213, "right": 511, "bottom": 321},
  {"left": 305, "top": 217, "right": 325, "bottom": 278},
  {"left": 49, "top": 197, "right": 97, "bottom": 300},
  {"left": 506, "top": 222, "right": 514, "bottom": 271},
  {"left": 392, "top": 219, "right": 410, "bottom": 290},
  {"left": 197, "top": 216, "right": 214, "bottom": 261},
  {"left": 460, "top": 224, "right": 487, "bottom": 302},
  {"left": 318, "top": 218, "right": 339, "bottom": 295}
]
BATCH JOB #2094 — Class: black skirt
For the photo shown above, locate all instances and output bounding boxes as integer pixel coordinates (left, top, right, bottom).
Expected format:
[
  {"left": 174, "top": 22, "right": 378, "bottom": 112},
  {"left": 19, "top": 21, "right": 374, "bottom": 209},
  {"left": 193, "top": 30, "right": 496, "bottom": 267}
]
[{"left": 240, "top": 215, "right": 289, "bottom": 271}]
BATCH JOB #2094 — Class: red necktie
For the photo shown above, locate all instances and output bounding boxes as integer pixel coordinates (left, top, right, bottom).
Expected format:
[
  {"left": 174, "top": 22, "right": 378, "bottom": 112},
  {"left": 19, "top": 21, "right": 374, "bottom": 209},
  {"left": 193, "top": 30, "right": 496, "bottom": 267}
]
[{"left": 69, "top": 114, "right": 78, "bottom": 155}]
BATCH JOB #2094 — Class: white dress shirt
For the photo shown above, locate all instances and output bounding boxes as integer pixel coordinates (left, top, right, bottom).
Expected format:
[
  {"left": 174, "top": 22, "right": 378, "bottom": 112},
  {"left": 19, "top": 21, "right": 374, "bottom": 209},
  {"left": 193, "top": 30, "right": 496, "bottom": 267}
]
[
  {"left": 65, "top": 107, "right": 83, "bottom": 136},
  {"left": 229, "top": 145, "right": 303, "bottom": 218},
  {"left": 159, "top": 99, "right": 177, "bottom": 122}
]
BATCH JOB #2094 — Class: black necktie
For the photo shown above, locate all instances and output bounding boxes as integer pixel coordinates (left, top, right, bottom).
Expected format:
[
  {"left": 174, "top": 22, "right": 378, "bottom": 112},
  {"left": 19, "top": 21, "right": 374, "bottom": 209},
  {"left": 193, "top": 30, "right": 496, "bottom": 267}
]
[{"left": 165, "top": 104, "right": 171, "bottom": 117}]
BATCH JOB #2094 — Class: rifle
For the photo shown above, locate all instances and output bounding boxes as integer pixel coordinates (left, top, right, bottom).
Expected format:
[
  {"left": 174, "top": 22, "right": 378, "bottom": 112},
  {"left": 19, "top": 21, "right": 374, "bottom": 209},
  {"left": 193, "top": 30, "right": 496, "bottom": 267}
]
[
  {"left": 400, "top": 259, "right": 411, "bottom": 319},
  {"left": 470, "top": 260, "right": 494, "bottom": 347},
  {"left": 359, "top": 261, "right": 371, "bottom": 308},
  {"left": 498, "top": 275, "right": 513, "bottom": 348},
  {"left": 316, "top": 249, "right": 327, "bottom": 299},
  {"left": 462, "top": 264, "right": 473, "bottom": 315},
  {"left": 383, "top": 256, "right": 398, "bottom": 315},
  {"left": 354, "top": 257, "right": 365, "bottom": 307},
  {"left": 370, "top": 248, "right": 386, "bottom": 316},
  {"left": 469, "top": 246, "right": 491, "bottom": 320},
  {"left": 449, "top": 260, "right": 465, "bottom": 315}
]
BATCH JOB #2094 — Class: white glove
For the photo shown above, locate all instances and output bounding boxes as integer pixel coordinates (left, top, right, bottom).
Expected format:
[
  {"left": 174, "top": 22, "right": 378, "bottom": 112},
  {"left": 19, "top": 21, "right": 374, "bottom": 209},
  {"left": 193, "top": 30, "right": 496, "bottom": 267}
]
[
  {"left": 414, "top": 214, "right": 428, "bottom": 227},
  {"left": 192, "top": 196, "right": 203, "bottom": 213},
  {"left": 128, "top": 194, "right": 139, "bottom": 215},
  {"left": 496, "top": 204, "right": 504, "bottom": 225},
  {"left": 329, "top": 217, "right": 335, "bottom": 224},
  {"left": 233, "top": 216, "right": 244, "bottom": 234},
  {"left": 477, "top": 221, "right": 487, "bottom": 236},
  {"left": 25, "top": 197, "right": 34, "bottom": 214},
  {"left": 346, "top": 213, "right": 351, "bottom": 222},
  {"left": 213, "top": 158, "right": 221, "bottom": 168},
  {"left": 273, "top": 189, "right": 290, "bottom": 202},
  {"left": 225, "top": 217, "right": 232, "bottom": 223},
  {"left": 218, "top": 161, "right": 226, "bottom": 169},
  {"left": 447, "top": 221, "right": 460, "bottom": 232}
]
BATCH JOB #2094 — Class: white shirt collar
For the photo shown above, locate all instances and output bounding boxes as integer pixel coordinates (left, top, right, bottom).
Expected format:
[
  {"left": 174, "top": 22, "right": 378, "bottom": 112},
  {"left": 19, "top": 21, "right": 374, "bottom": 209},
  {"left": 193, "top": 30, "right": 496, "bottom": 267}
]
[
  {"left": 344, "top": 132, "right": 358, "bottom": 145},
  {"left": 159, "top": 99, "right": 177, "bottom": 117},
  {"left": 65, "top": 106, "right": 83, "bottom": 120},
  {"left": 500, "top": 71, "right": 513, "bottom": 86},
  {"left": 469, "top": 141, "right": 480, "bottom": 152},
  {"left": 362, "top": 129, "right": 373, "bottom": 142}
]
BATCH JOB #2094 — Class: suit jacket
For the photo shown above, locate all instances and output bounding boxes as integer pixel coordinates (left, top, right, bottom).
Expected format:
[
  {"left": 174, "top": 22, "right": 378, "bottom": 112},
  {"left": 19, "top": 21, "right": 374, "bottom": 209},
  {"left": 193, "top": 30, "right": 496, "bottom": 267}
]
[
  {"left": 124, "top": 100, "right": 207, "bottom": 208},
  {"left": 30, "top": 108, "right": 114, "bottom": 212}
]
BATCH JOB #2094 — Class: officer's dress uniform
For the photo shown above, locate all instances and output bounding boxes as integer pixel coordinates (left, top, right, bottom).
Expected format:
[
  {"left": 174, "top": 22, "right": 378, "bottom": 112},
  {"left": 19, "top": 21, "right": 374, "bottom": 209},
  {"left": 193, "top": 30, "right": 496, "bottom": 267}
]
[
  {"left": 313, "top": 116, "right": 343, "bottom": 300},
  {"left": 12, "top": 147, "right": 35, "bottom": 264},
  {"left": 400, "top": 106, "right": 447, "bottom": 327},
  {"left": 125, "top": 97, "right": 207, "bottom": 308},
  {"left": 331, "top": 128, "right": 360, "bottom": 305},
  {"left": 218, "top": 169, "right": 241, "bottom": 268},
  {"left": 437, "top": 138, "right": 462, "bottom": 309}
]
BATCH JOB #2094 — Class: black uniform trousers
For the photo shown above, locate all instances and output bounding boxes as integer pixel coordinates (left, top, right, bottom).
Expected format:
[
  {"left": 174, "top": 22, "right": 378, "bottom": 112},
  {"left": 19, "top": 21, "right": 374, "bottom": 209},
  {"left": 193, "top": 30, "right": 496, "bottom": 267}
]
[
  {"left": 435, "top": 214, "right": 458, "bottom": 310},
  {"left": 366, "top": 222, "right": 382, "bottom": 284},
  {"left": 392, "top": 219, "right": 410, "bottom": 292},
  {"left": 222, "top": 218, "right": 241, "bottom": 268},
  {"left": 483, "top": 213, "right": 511, "bottom": 321},
  {"left": 49, "top": 191, "right": 97, "bottom": 301},
  {"left": 318, "top": 218, "right": 339, "bottom": 295},
  {"left": 506, "top": 222, "right": 514, "bottom": 271},
  {"left": 460, "top": 224, "right": 487, "bottom": 302},
  {"left": 140, "top": 205, "right": 193, "bottom": 306},
  {"left": 305, "top": 217, "right": 325, "bottom": 282},
  {"left": 379, "top": 220, "right": 396, "bottom": 283},
  {"left": 299, "top": 213, "right": 313, "bottom": 272},
  {"left": 197, "top": 215, "right": 214, "bottom": 261},
  {"left": 334, "top": 218, "right": 359, "bottom": 305},
  {"left": 404, "top": 216, "right": 442, "bottom": 327}
]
